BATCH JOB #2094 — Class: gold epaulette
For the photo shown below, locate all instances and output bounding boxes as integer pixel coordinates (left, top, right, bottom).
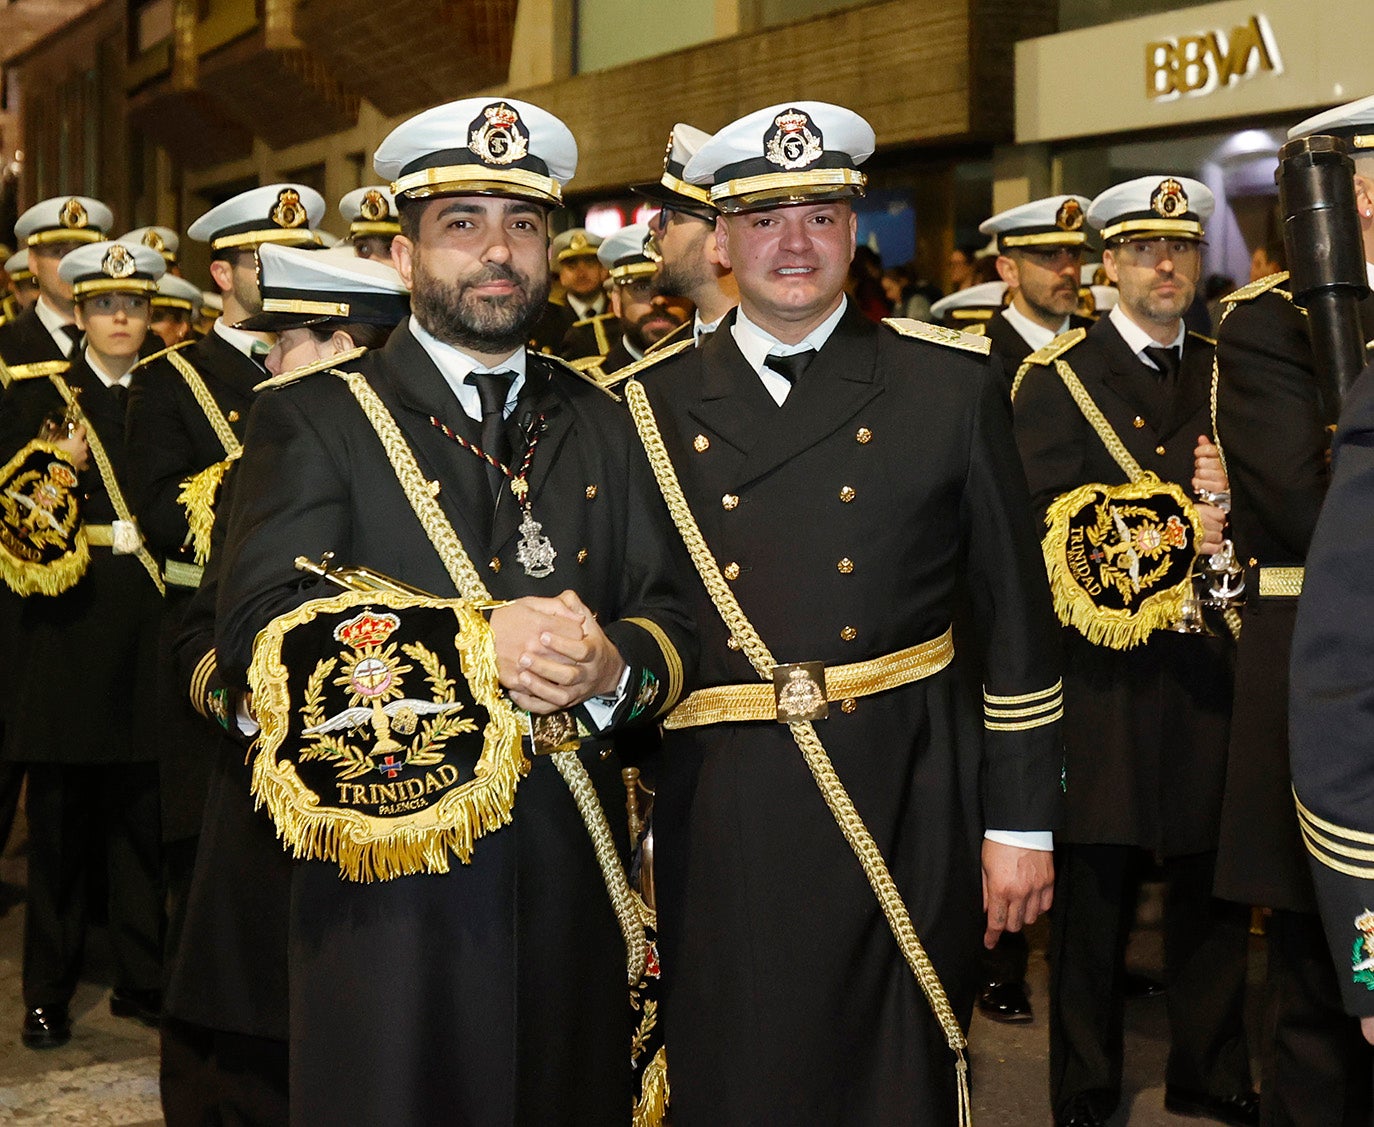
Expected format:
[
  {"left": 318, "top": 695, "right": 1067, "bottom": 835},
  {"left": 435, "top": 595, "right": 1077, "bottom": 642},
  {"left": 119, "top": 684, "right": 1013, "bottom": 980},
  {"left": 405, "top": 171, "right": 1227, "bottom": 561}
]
[
  {"left": 1189, "top": 330, "right": 1217, "bottom": 346},
  {"left": 882, "top": 317, "right": 991, "bottom": 356},
  {"left": 1220, "top": 271, "right": 1292, "bottom": 305},
  {"left": 130, "top": 338, "right": 195, "bottom": 372},
  {"left": 570, "top": 311, "right": 615, "bottom": 329},
  {"left": 538, "top": 351, "right": 621, "bottom": 400},
  {"left": 253, "top": 345, "right": 367, "bottom": 392},
  {"left": 7, "top": 360, "right": 71, "bottom": 381},
  {"left": 604, "top": 338, "right": 695, "bottom": 390},
  {"left": 1022, "top": 327, "right": 1088, "bottom": 367},
  {"left": 645, "top": 319, "right": 692, "bottom": 355}
]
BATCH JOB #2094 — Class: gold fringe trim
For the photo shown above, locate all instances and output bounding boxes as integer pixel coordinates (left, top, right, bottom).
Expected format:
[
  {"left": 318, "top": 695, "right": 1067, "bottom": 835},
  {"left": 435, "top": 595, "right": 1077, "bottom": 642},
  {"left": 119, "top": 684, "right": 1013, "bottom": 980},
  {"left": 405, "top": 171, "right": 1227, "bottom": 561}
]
[
  {"left": 632, "top": 1046, "right": 670, "bottom": 1127},
  {"left": 1041, "top": 479, "right": 1201, "bottom": 651},
  {"left": 177, "top": 456, "right": 237, "bottom": 565},
  {"left": 625, "top": 378, "right": 971, "bottom": 1126},
  {"left": 0, "top": 439, "right": 90, "bottom": 596},
  {"left": 247, "top": 590, "right": 528, "bottom": 882}
]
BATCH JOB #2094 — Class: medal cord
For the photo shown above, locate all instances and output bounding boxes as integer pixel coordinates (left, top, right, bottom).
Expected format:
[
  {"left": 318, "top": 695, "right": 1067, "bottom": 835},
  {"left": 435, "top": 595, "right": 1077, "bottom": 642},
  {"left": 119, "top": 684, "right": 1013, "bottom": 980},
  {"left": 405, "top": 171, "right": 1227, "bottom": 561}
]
[
  {"left": 428, "top": 412, "right": 544, "bottom": 503},
  {"left": 625, "top": 377, "right": 971, "bottom": 1124}
]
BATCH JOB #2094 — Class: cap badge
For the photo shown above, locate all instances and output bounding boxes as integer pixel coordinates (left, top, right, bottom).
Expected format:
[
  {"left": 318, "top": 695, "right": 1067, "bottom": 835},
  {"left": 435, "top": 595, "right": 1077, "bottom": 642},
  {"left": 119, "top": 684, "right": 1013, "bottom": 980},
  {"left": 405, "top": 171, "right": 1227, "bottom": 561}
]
[
  {"left": 1150, "top": 178, "right": 1188, "bottom": 219},
  {"left": 469, "top": 102, "right": 529, "bottom": 167},
  {"left": 59, "top": 199, "right": 88, "bottom": 230},
  {"left": 271, "top": 188, "right": 308, "bottom": 230},
  {"left": 764, "top": 108, "right": 824, "bottom": 172},
  {"left": 569, "top": 232, "right": 588, "bottom": 252},
  {"left": 101, "top": 244, "right": 136, "bottom": 279},
  {"left": 141, "top": 230, "right": 166, "bottom": 252},
  {"left": 1056, "top": 199, "right": 1085, "bottom": 232},
  {"left": 359, "top": 190, "right": 389, "bottom": 222}
]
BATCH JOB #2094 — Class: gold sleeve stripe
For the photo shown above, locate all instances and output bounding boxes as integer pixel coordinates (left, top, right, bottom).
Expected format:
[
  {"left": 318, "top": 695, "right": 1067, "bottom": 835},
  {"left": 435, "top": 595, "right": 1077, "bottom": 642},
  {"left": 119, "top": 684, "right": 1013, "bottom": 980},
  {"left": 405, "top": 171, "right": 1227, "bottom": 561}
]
[
  {"left": 1299, "top": 822, "right": 1374, "bottom": 879},
  {"left": 189, "top": 649, "right": 216, "bottom": 719},
  {"left": 623, "top": 616, "right": 683, "bottom": 717},
  {"left": 1294, "top": 789, "right": 1374, "bottom": 846},
  {"left": 984, "top": 697, "right": 1063, "bottom": 720},
  {"left": 984, "top": 680, "right": 1063, "bottom": 706},
  {"left": 1299, "top": 817, "right": 1374, "bottom": 863},
  {"left": 985, "top": 706, "right": 1063, "bottom": 732}
]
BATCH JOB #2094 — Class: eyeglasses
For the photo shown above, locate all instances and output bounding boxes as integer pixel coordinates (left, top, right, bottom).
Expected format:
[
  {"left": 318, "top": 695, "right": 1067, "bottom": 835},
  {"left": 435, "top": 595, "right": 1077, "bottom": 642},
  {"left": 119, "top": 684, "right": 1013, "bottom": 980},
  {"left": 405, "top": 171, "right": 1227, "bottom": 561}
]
[
  {"left": 1114, "top": 238, "right": 1202, "bottom": 267},
  {"left": 616, "top": 276, "right": 657, "bottom": 300},
  {"left": 1020, "top": 246, "right": 1085, "bottom": 267}
]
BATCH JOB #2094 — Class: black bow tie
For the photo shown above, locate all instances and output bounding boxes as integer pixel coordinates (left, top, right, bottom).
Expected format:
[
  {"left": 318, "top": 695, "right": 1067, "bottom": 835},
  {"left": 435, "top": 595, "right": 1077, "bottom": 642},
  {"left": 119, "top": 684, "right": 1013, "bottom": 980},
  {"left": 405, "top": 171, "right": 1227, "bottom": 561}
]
[
  {"left": 764, "top": 350, "right": 817, "bottom": 384},
  {"left": 1142, "top": 345, "right": 1181, "bottom": 382}
]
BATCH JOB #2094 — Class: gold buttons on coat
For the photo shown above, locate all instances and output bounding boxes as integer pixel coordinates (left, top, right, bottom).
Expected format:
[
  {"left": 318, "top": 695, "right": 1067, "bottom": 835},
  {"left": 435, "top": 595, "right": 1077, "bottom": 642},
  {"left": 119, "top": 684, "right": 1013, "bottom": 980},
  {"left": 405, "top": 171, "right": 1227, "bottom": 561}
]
[
  {"left": 585, "top": 485, "right": 598, "bottom": 500},
  {"left": 840, "top": 699, "right": 857, "bottom": 714},
  {"left": 840, "top": 625, "right": 858, "bottom": 642},
  {"left": 228, "top": 410, "right": 241, "bottom": 423},
  {"left": 723, "top": 494, "right": 739, "bottom": 510},
  {"left": 839, "top": 486, "right": 856, "bottom": 503},
  {"left": 577, "top": 549, "right": 588, "bottom": 564},
  {"left": 1133, "top": 416, "right": 1144, "bottom": 429},
  {"left": 723, "top": 562, "right": 740, "bottom": 580},
  {"left": 855, "top": 427, "right": 872, "bottom": 444},
  {"left": 1155, "top": 445, "right": 1166, "bottom": 455},
  {"left": 489, "top": 557, "right": 501, "bottom": 573},
  {"left": 693, "top": 434, "right": 710, "bottom": 452},
  {"left": 837, "top": 558, "right": 854, "bottom": 574}
]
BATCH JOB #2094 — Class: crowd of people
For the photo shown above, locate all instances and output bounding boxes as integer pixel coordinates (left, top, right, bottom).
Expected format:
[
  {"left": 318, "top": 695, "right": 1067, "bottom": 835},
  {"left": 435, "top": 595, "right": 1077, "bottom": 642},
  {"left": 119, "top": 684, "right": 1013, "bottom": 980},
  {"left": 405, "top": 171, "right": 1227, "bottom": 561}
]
[{"left": 0, "top": 85, "right": 1371, "bottom": 1127}]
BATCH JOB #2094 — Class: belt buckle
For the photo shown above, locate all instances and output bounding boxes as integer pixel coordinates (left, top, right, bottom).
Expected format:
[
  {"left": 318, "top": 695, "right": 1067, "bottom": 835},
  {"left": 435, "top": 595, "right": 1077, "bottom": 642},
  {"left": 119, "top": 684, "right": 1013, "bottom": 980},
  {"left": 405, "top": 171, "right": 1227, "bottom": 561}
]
[
  {"left": 526, "top": 710, "right": 582, "bottom": 756},
  {"left": 773, "top": 661, "right": 829, "bottom": 722}
]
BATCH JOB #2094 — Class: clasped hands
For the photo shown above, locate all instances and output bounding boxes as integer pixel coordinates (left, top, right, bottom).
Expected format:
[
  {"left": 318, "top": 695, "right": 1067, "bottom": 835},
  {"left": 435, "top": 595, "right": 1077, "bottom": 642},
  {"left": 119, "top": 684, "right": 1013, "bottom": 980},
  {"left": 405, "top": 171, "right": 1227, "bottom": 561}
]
[
  {"left": 489, "top": 590, "right": 627, "bottom": 715},
  {"left": 1192, "top": 434, "right": 1228, "bottom": 556}
]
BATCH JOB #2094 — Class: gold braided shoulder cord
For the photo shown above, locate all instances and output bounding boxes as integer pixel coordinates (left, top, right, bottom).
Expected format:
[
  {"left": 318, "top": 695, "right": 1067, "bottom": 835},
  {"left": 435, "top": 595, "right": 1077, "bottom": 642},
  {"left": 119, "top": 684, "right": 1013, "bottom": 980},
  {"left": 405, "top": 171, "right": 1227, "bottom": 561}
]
[
  {"left": 166, "top": 349, "right": 243, "bottom": 459},
  {"left": 623, "top": 379, "right": 971, "bottom": 1126},
  {"left": 337, "top": 371, "right": 648, "bottom": 985},
  {"left": 52, "top": 375, "right": 165, "bottom": 596}
]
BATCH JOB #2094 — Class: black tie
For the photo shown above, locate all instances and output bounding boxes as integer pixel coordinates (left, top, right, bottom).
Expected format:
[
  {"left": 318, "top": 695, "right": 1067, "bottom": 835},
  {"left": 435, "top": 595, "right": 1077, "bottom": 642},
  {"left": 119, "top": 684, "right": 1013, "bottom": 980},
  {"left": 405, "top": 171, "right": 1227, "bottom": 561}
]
[
  {"left": 764, "top": 350, "right": 817, "bottom": 385},
  {"left": 1142, "top": 345, "right": 1180, "bottom": 383},
  {"left": 465, "top": 370, "right": 514, "bottom": 498},
  {"left": 60, "top": 324, "right": 82, "bottom": 353},
  {"left": 109, "top": 382, "right": 128, "bottom": 412}
]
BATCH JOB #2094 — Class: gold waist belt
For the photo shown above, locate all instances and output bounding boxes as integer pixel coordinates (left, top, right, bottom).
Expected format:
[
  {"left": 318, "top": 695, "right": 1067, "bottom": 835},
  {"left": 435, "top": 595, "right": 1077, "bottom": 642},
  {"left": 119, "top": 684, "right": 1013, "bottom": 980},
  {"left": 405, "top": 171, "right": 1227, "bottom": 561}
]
[
  {"left": 164, "top": 560, "right": 205, "bottom": 589},
  {"left": 665, "top": 627, "right": 954, "bottom": 730},
  {"left": 85, "top": 523, "right": 113, "bottom": 547},
  {"left": 1257, "top": 566, "right": 1303, "bottom": 598}
]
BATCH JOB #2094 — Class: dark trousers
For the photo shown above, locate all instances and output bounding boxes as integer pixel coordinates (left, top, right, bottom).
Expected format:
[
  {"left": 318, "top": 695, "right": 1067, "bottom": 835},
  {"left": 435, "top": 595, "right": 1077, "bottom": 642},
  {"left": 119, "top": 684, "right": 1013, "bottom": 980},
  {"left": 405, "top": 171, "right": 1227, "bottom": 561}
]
[
  {"left": 22, "top": 761, "right": 162, "bottom": 1008},
  {"left": 0, "top": 760, "right": 23, "bottom": 854},
  {"left": 161, "top": 1015, "right": 289, "bottom": 1127},
  {"left": 1049, "top": 843, "right": 1251, "bottom": 1117},
  {"left": 981, "top": 929, "right": 1029, "bottom": 986},
  {"left": 163, "top": 836, "right": 197, "bottom": 988},
  {"left": 1261, "top": 908, "right": 1372, "bottom": 1127}
]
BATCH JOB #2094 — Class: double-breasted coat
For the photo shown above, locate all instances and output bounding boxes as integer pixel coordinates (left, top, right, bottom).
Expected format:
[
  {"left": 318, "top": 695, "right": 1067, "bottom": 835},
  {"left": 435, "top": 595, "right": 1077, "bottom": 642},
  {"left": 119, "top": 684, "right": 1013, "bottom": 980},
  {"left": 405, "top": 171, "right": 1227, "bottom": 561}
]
[
  {"left": 213, "top": 321, "right": 697, "bottom": 1126},
  {"left": 632, "top": 304, "right": 1063, "bottom": 1125}
]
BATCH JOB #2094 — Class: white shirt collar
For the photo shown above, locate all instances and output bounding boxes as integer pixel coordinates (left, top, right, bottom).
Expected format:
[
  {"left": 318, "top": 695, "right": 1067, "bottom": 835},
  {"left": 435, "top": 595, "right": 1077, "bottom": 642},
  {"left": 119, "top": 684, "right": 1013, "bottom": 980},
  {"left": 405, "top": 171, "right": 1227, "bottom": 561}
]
[
  {"left": 694, "top": 310, "right": 726, "bottom": 342},
  {"left": 82, "top": 345, "right": 133, "bottom": 388},
  {"left": 35, "top": 296, "right": 76, "bottom": 356},
  {"left": 1109, "top": 303, "right": 1185, "bottom": 368},
  {"left": 1366, "top": 260, "right": 1374, "bottom": 290},
  {"left": 1001, "top": 302, "right": 1069, "bottom": 352},
  {"left": 214, "top": 318, "right": 268, "bottom": 361},
  {"left": 566, "top": 292, "right": 605, "bottom": 320},
  {"left": 731, "top": 298, "right": 847, "bottom": 404},
  {"left": 622, "top": 335, "right": 644, "bottom": 363},
  {"left": 409, "top": 314, "right": 527, "bottom": 422}
]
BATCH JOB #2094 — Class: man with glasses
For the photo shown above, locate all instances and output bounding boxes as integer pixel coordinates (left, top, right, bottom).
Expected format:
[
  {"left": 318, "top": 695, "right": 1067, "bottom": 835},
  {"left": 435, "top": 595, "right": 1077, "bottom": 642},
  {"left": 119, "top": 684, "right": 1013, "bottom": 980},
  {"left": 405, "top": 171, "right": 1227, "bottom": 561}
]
[
  {"left": 1012, "top": 176, "right": 1256, "bottom": 1127},
  {"left": 981, "top": 196, "right": 1096, "bottom": 383},
  {"left": 636, "top": 123, "right": 739, "bottom": 350},
  {"left": 0, "top": 196, "right": 113, "bottom": 371}
]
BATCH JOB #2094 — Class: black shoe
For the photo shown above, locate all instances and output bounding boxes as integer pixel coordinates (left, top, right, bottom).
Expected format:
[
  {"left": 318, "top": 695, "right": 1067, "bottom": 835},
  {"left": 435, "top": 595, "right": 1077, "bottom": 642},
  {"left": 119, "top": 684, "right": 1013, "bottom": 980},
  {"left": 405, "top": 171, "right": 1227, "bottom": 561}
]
[
  {"left": 976, "top": 979, "right": 1033, "bottom": 1023},
  {"left": 109, "top": 987, "right": 161, "bottom": 1028},
  {"left": 1056, "top": 1094, "right": 1108, "bottom": 1126},
  {"left": 1163, "top": 1087, "right": 1260, "bottom": 1126},
  {"left": 21, "top": 1005, "right": 71, "bottom": 1049},
  {"left": 1124, "top": 970, "right": 1165, "bottom": 998}
]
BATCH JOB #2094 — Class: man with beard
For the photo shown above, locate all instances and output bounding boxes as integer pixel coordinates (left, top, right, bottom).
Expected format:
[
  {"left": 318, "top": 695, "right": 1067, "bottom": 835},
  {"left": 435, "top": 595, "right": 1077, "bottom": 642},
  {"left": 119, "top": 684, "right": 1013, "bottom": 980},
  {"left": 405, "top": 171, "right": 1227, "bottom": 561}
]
[
  {"left": 1012, "top": 177, "right": 1256, "bottom": 1126},
  {"left": 981, "top": 196, "right": 1096, "bottom": 385},
  {"left": 636, "top": 123, "right": 739, "bottom": 351},
  {"left": 212, "top": 96, "right": 695, "bottom": 1126},
  {"left": 575, "top": 223, "right": 691, "bottom": 378}
]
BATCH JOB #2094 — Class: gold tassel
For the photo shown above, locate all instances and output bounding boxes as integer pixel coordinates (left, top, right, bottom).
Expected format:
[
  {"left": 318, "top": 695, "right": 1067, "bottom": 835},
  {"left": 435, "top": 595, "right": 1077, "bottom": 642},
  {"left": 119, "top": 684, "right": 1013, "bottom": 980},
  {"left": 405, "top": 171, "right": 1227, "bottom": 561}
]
[
  {"left": 956, "top": 1048, "right": 972, "bottom": 1127},
  {"left": 632, "top": 1046, "right": 669, "bottom": 1127},
  {"left": 177, "top": 456, "right": 236, "bottom": 565}
]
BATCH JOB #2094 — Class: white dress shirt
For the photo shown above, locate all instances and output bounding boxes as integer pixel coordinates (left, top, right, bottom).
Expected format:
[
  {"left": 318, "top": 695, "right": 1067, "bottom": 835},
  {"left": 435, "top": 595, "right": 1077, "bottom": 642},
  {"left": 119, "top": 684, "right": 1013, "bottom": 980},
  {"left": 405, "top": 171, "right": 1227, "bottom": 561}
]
[
  {"left": 36, "top": 296, "right": 77, "bottom": 357},
  {"left": 214, "top": 318, "right": 271, "bottom": 363},
  {"left": 1002, "top": 303, "right": 1070, "bottom": 352},
  {"left": 1109, "top": 303, "right": 1185, "bottom": 369}
]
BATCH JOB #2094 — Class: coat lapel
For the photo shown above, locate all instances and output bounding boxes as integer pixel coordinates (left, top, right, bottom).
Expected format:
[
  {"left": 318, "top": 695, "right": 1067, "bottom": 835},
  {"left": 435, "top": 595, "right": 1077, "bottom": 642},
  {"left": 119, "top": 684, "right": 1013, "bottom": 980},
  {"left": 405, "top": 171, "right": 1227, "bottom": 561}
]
[
  {"left": 1093, "top": 317, "right": 1169, "bottom": 430},
  {"left": 684, "top": 312, "right": 774, "bottom": 460},
  {"left": 734, "top": 303, "right": 880, "bottom": 488},
  {"left": 1158, "top": 333, "right": 1211, "bottom": 443}
]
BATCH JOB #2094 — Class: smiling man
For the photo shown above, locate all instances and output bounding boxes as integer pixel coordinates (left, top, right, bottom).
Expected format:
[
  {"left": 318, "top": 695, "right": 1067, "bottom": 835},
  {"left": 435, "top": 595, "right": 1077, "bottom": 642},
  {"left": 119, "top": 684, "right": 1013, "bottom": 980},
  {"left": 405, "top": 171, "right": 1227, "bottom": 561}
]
[
  {"left": 618, "top": 101, "right": 1062, "bottom": 1125},
  {"left": 212, "top": 96, "right": 695, "bottom": 1127}
]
